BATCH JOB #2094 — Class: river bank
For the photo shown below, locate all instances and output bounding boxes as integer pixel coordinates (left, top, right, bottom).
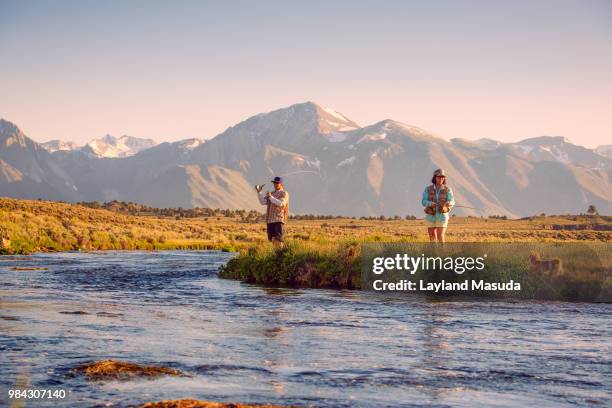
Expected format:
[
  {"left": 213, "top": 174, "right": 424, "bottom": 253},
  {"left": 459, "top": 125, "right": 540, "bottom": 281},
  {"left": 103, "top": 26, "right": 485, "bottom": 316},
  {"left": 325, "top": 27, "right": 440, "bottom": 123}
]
[
  {"left": 218, "top": 241, "right": 361, "bottom": 289},
  {"left": 219, "top": 241, "right": 611, "bottom": 302}
]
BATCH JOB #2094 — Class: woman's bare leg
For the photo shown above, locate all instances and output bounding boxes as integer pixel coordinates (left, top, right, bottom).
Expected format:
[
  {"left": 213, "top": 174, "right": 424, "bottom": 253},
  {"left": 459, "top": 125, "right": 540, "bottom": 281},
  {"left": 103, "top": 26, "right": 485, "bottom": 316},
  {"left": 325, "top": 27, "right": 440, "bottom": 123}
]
[
  {"left": 436, "top": 227, "right": 447, "bottom": 243},
  {"left": 428, "top": 227, "right": 437, "bottom": 242}
]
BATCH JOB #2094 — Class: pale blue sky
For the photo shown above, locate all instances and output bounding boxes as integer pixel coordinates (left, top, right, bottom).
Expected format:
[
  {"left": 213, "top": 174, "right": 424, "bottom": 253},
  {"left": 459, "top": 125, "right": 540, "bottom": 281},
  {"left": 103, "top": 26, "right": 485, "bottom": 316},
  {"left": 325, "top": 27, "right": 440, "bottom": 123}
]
[{"left": 1, "top": 0, "right": 611, "bottom": 147}]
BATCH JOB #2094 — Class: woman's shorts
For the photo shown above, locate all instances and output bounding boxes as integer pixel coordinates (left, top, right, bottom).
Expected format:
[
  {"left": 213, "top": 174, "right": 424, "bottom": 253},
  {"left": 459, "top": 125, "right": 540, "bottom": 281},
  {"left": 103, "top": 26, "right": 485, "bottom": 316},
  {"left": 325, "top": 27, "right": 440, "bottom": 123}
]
[
  {"left": 267, "top": 222, "right": 284, "bottom": 241},
  {"left": 425, "top": 215, "right": 449, "bottom": 228}
]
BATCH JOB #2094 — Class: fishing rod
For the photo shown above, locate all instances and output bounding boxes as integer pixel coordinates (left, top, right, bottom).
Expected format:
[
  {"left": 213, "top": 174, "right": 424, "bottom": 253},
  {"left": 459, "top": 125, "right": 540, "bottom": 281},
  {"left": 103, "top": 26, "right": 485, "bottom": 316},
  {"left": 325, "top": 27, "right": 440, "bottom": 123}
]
[
  {"left": 453, "top": 205, "right": 479, "bottom": 210},
  {"left": 255, "top": 170, "right": 321, "bottom": 192},
  {"left": 282, "top": 170, "right": 320, "bottom": 177},
  {"left": 450, "top": 204, "right": 490, "bottom": 217}
]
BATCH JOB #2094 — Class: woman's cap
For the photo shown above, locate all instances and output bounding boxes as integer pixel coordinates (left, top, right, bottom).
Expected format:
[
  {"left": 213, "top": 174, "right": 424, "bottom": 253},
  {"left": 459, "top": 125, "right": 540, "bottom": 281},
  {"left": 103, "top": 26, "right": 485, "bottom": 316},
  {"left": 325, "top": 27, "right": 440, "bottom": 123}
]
[
  {"left": 433, "top": 169, "right": 446, "bottom": 177},
  {"left": 271, "top": 176, "right": 283, "bottom": 184}
]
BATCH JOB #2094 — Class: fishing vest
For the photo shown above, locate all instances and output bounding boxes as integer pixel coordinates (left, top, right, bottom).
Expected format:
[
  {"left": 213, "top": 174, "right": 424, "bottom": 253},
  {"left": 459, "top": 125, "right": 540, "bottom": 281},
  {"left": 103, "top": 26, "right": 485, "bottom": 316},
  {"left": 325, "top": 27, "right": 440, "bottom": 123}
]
[
  {"left": 424, "top": 185, "right": 449, "bottom": 215},
  {"left": 266, "top": 190, "right": 289, "bottom": 224}
]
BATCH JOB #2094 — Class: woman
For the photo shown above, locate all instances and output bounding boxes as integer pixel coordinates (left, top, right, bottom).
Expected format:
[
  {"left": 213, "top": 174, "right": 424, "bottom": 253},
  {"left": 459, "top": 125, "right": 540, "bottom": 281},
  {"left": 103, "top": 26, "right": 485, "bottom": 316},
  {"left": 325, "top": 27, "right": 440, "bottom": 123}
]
[{"left": 421, "top": 169, "right": 455, "bottom": 243}]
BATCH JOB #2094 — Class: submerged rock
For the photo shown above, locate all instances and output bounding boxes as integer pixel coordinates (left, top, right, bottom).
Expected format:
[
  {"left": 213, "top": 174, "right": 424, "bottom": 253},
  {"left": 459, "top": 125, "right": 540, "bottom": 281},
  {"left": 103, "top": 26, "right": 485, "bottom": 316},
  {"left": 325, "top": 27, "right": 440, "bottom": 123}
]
[
  {"left": 140, "top": 400, "right": 297, "bottom": 408},
  {"left": 10, "top": 267, "right": 48, "bottom": 271},
  {"left": 75, "top": 359, "right": 183, "bottom": 380}
]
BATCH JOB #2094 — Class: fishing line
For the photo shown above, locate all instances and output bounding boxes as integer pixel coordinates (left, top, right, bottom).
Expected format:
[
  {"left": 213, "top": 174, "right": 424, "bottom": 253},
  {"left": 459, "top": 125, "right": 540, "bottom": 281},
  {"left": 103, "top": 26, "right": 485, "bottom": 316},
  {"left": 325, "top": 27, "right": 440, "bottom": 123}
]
[
  {"left": 453, "top": 205, "right": 479, "bottom": 210},
  {"left": 281, "top": 170, "right": 321, "bottom": 177}
]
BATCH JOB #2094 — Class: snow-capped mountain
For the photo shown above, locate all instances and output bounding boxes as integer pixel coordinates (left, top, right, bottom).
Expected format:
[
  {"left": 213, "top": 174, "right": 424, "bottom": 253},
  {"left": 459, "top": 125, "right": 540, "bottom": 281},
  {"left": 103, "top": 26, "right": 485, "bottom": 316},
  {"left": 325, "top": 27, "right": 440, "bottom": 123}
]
[
  {"left": 40, "top": 140, "right": 80, "bottom": 153},
  {"left": 81, "top": 134, "right": 158, "bottom": 158},
  {"left": 452, "top": 136, "right": 610, "bottom": 170},
  {"left": 509, "top": 136, "right": 609, "bottom": 169},
  {"left": 511, "top": 136, "right": 573, "bottom": 163},
  {"left": 1, "top": 102, "right": 611, "bottom": 216}
]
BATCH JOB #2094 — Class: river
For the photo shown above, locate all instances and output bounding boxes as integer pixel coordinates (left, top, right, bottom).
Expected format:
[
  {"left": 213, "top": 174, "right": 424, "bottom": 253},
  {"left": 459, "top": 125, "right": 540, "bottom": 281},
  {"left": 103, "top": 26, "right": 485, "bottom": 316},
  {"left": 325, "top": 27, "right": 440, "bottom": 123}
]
[{"left": 1, "top": 251, "right": 610, "bottom": 407}]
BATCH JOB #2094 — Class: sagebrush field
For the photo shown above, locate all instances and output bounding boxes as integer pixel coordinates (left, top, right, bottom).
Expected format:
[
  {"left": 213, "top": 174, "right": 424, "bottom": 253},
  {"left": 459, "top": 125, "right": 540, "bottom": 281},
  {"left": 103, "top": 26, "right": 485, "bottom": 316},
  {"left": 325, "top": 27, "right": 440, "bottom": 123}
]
[{"left": 1, "top": 197, "right": 610, "bottom": 255}]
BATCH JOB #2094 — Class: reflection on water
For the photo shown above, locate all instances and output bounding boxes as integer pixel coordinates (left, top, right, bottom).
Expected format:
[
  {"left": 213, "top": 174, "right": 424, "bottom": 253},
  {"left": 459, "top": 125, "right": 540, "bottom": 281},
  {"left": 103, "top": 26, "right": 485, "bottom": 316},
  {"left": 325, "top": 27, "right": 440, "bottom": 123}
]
[{"left": 0, "top": 251, "right": 610, "bottom": 407}]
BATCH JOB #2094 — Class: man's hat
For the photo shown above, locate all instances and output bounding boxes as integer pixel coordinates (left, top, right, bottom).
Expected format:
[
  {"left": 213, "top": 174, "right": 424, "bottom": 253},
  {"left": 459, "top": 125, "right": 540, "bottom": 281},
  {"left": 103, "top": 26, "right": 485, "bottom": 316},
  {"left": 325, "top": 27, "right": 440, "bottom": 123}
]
[
  {"left": 271, "top": 176, "right": 283, "bottom": 184},
  {"left": 433, "top": 169, "right": 446, "bottom": 177}
]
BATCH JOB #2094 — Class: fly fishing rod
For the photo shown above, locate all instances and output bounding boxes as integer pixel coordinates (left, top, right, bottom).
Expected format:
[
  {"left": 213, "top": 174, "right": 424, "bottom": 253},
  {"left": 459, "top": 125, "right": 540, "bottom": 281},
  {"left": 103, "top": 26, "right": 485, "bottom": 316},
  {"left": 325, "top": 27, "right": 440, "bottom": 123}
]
[
  {"left": 449, "top": 204, "right": 488, "bottom": 217},
  {"left": 283, "top": 170, "right": 320, "bottom": 177},
  {"left": 255, "top": 170, "right": 321, "bottom": 192}
]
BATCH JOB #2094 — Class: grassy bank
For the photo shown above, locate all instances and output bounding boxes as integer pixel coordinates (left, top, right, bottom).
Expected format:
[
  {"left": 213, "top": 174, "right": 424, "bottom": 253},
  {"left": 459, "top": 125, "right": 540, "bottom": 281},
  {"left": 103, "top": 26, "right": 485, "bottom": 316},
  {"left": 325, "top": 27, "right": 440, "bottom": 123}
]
[
  {"left": 219, "top": 241, "right": 362, "bottom": 288},
  {"left": 220, "top": 240, "right": 611, "bottom": 302}
]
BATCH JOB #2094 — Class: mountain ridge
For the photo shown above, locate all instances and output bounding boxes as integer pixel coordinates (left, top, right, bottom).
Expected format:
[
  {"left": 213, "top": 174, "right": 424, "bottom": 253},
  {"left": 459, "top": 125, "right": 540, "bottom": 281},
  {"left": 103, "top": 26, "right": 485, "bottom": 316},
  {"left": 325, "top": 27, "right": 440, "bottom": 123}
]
[{"left": 1, "top": 104, "right": 610, "bottom": 216}]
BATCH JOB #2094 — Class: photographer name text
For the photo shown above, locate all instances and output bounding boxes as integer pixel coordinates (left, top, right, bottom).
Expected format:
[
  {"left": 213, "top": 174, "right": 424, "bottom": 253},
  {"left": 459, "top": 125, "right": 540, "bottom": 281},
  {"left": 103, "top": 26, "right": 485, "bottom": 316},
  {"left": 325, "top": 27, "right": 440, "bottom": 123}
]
[{"left": 372, "top": 279, "right": 521, "bottom": 292}]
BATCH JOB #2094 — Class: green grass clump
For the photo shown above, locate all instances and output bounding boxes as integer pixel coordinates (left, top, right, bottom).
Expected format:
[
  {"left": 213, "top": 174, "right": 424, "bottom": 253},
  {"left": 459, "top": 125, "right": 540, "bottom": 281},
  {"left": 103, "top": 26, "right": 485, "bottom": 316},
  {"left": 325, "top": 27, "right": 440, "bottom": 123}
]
[{"left": 219, "top": 240, "right": 361, "bottom": 289}]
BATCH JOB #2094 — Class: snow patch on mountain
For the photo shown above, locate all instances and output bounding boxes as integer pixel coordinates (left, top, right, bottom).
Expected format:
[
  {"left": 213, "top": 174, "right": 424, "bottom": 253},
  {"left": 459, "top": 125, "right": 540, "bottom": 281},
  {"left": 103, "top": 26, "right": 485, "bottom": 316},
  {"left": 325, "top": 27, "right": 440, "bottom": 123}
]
[
  {"left": 85, "top": 134, "right": 157, "bottom": 158},
  {"left": 391, "top": 121, "right": 433, "bottom": 137},
  {"left": 357, "top": 132, "right": 387, "bottom": 144},
  {"left": 324, "top": 121, "right": 357, "bottom": 131},
  {"left": 321, "top": 106, "right": 350, "bottom": 122},
  {"left": 313, "top": 103, "right": 359, "bottom": 134},
  {"left": 474, "top": 138, "right": 504, "bottom": 150},
  {"left": 176, "top": 138, "right": 203, "bottom": 151},
  {"left": 513, "top": 145, "right": 534, "bottom": 155},
  {"left": 41, "top": 140, "right": 80, "bottom": 153},
  {"left": 517, "top": 136, "right": 570, "bottom": 146},
  {"left": 541, "top": 145, "right": 569, "bottom": 163}
]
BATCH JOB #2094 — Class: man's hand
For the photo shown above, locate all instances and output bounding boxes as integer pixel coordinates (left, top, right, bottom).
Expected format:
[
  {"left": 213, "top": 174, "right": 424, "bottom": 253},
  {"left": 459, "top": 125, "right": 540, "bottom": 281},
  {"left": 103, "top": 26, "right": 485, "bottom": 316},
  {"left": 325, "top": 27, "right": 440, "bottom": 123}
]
[{"left": 266, "top": 192, "right": 272, "bottom": 198}]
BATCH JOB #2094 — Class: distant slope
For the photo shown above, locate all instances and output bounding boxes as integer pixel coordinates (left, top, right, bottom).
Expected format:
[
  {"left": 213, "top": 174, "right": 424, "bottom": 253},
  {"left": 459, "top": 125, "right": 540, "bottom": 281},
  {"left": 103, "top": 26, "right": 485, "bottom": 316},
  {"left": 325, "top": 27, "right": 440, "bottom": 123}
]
[{"left": 0, "top": 119, "right": 79, "bottom": 201}]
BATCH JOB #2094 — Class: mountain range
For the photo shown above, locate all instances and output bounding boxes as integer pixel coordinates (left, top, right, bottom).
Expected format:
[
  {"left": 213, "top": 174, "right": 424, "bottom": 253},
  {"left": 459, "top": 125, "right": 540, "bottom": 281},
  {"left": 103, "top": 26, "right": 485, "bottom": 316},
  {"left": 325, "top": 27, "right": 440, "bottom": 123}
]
[
  {"left": 1, "top": 102, "right": 611, "bottom": 217},
  {"left": 41, "top": 134, "right": 158, "bottom": 158}
]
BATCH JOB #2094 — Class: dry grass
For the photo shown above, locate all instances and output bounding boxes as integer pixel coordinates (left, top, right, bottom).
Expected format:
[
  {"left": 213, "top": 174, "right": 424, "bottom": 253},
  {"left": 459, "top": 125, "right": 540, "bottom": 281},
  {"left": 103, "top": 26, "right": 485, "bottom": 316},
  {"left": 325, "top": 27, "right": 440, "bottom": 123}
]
[
  {"left": 1, "top": 197, "right": 610, "bottom": 255},
  {"left": 74, "top": 360, "right": 183, "bottom": 380}
]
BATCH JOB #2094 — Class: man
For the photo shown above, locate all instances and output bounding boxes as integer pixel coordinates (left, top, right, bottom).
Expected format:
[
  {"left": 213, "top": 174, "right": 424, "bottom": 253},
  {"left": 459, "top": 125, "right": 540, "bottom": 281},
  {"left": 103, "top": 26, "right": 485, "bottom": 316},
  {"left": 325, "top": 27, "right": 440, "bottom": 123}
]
[{"left": 256, "top": 176, "right": 289, "bottom": 249}]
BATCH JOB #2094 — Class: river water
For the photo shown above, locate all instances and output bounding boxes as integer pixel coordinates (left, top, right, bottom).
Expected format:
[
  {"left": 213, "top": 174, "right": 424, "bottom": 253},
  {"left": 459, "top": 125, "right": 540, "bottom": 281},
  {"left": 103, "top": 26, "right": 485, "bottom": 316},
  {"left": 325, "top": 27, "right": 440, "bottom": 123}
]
[{"left": 1, "top": 251, "right": 610, "bottom": 407}]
